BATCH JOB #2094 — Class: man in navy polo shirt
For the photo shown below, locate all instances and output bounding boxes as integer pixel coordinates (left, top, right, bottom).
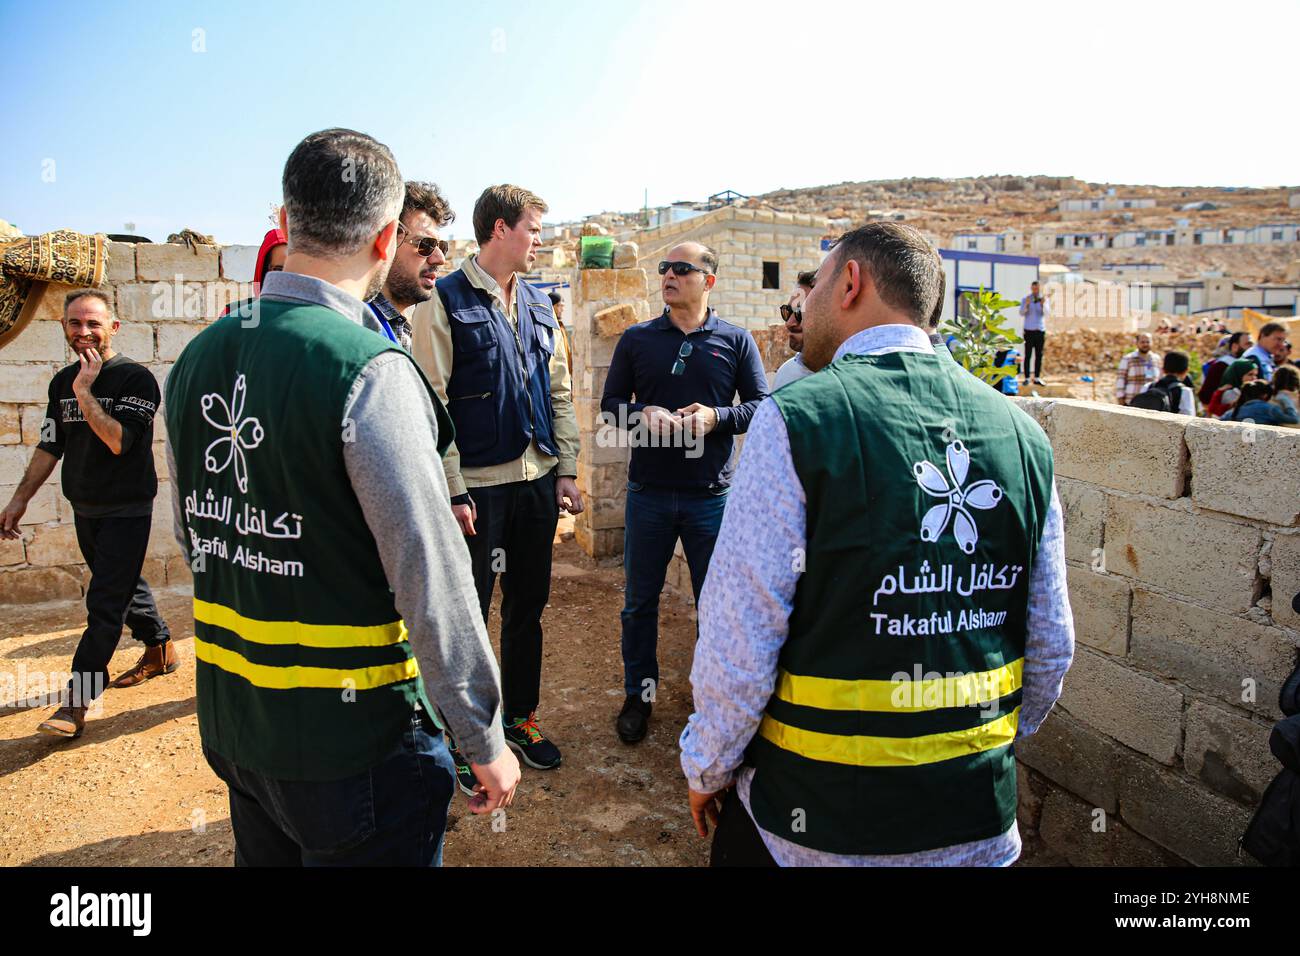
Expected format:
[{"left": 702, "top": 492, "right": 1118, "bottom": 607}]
[{"left": 601, "top": 241, "right": 768, "bottom": 744}]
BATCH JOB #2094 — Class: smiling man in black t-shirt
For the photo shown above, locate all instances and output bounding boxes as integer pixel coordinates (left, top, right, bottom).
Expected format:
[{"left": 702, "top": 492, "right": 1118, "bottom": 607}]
[{"left": 1, "top": 289, "right": 176, "bottom": 738}]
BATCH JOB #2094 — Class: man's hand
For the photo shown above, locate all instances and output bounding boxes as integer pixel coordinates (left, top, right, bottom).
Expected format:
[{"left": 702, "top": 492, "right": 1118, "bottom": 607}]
[
  {"left": 72, "top": 348, "right": 103, "bottom": 397},
  {"left": 688, "top": 784, "right": 733, "bottom": 838},
  {"left": 467, "top": 747, "right": 522, "bottom": 814},
  {"left": 641, "top": 405, "right": 682, "bottom": 440},
  {"left": 556, "top": 476, "right": 584, "bottom": 515},
  {"left": 0, "top": 497, "right": 27, "bottom": 540},
  {"left": 676, "top": 403, "right": 719, "bottom": 438},
  {"left": 452, "top": 498, "right": 477, "bottom": 536}
]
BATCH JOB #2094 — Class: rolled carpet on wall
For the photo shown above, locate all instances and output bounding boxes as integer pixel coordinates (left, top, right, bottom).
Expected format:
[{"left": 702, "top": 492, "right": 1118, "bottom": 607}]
[{"left": 0, "top": 228, "right": 108, "bottom": 351}]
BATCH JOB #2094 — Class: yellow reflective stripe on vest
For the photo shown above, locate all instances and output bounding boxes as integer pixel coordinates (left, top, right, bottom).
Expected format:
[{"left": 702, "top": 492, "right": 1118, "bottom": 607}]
[
  {"left": 193, "top": 635, "right": 419, "bottom": 690},
  {"left": 193, "top": 598, "right": 408, "bottom": 648},
  {"left": 758, "top": 706, "right": 1020, "bottom": 767},
  {"left": 774, "top": 658, "right": 1023, "bottom": 713}
]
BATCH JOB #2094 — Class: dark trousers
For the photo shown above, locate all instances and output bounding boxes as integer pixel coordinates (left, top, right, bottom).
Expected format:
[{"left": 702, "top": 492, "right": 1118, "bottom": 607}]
[
  {"left": 68, "top": 513, "right": 169, "bottom": 706},
  {"left": 203, "top": 712, "right": 456, "bottom": 866},
  {"left": 620, "top": 482, "right": 728, "bottom": 699},
  {"left": 463, "top": 470, "right": 558, "bottom": 720},
  {"left": 1023, "top": 330, "right": 1045, "bottom": 379},
  {"left": 710, "top": 788, "right": 778, "bottom": 867}
]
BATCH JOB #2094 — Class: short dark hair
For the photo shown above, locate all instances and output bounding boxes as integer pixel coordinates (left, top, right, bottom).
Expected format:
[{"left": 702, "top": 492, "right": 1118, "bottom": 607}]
[
  {"left": 402, "top": 181, "right": 454, "bottom": 228},
  {"left": 64, "top": 289, "right": 112, "bottom": 317},
  {"left": 1259, "top": 322, "right": 1286, "bottom": 338},
  {"left": 1228, "top": 330, "right": 1250, "bottom": 349},
  {"left": 547, "top": 290, "right": 562, "bottom": 306},
  {"left": 1163, "top": 351, "right": 1190, "bottom": 375},
  {"left": 796, "top": 270, "right": 817, "bottom": 290},
  {"left": 829, "top": 222, "right": 943, "bottom": 325},
  {"left": 282, "top": 128, "right": 403, "bottom": 258},
  {"left": 472, "top": 184, "right": 547, "bottom": 245},
  {"left": 927, "top": 266, "right": 947, "bottom": 330},
  {"left": 1273, "top": 365, "right": 1299, "bottom": 392}
]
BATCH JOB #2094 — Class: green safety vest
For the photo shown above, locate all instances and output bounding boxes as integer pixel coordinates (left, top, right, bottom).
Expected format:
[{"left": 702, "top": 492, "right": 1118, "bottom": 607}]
[
  {"left": 748, "top": 349, "right": 1054, "bottom": 854},
  {"left": 165, "top": 297, "right": 451, "bottom": 781}
]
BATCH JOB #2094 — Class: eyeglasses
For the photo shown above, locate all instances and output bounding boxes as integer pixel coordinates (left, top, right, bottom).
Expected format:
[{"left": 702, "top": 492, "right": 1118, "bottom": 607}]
[
  {"left": 779, "top": 304, "right": 802, "bottom": 322},
  {"left": 397, "top": 223, "right": 449, "bottom": 258},
  {"left": 658, "top": 260, "right": 710, "bottom": 277},
  {"left": 671, "top": 339, "right": 693, "bottom": 376}
]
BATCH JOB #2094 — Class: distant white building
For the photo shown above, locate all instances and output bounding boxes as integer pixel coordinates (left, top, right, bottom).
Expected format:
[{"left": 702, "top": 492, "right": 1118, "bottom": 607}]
[{"left": 937, "top": 249, "right": 1039, "bottom": 334}]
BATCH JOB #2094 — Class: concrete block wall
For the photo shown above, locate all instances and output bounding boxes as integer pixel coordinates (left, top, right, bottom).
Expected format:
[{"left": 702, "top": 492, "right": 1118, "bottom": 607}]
[
  {"left": 1, "top": 240, "right": 260, "bottom": 603},
  {"left": 1013, "top": 396, "right": 1299, "bottom": 866},
  {"left": 569, "top": 266, "right": 652, "bottom": 561}
]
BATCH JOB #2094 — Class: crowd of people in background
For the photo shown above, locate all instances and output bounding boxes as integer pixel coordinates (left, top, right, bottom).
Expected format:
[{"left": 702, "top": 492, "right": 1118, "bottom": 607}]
[{"left": 1116, "top": 320, "right": 1298, "bottom": 426}]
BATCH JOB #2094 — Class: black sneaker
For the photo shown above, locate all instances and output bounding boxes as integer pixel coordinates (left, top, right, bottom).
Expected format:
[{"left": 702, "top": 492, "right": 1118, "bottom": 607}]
[
  {"left": 446, "top": 739, "right": 477, "bottom": 797},
  {"left": 616, "top": 694, "right": 651, "bottom": 744},
  {"left": 503, "top": 712, "right": 562, "bottom": 770}
]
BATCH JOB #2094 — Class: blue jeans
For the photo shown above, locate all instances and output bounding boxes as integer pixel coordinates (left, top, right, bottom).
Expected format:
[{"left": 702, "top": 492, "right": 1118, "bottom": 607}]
[
  {"left": 203, "top": 711, "right": 456, "bottom": 866},
  {"left": 620, "top": 482, "right": 728, "bottom": 699}
]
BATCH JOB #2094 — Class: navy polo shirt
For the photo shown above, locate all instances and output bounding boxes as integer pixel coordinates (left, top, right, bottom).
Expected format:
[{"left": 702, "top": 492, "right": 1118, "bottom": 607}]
[{"left": 600, "top": 307, "right": 768, "bottom": 491}]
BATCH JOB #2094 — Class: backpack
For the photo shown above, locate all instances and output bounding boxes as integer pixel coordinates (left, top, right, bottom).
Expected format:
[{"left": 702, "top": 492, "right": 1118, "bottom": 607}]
[{"left": 1129, "top": 378, "right": 1180, "bottom": 412}]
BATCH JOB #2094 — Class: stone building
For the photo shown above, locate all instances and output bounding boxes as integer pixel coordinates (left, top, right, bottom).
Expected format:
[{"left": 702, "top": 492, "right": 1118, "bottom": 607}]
[{"left": 631, "top": 206, "right": 827, "bottom": 330}]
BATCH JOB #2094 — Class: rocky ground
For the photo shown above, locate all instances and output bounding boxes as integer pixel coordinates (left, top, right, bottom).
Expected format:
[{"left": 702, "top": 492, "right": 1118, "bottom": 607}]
[{"left": 0, "top": 521, "right": 711, "bottom": 867}]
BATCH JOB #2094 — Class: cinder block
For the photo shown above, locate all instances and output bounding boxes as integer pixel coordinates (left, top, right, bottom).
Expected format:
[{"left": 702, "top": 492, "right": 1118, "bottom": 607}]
[
  {"left": 1115, "top": 754, "right": 1256, "bottom": 866},
  {"left": 20, "top": 406, "right": 50, "bottom": 445},
  {"left": 0, "top": 566, "right": 82, "bottom": 604},
  {"left": 1104, "top": 497, "right": 1259, "bottom": 614},
  {"left": 1059, "top": 647, "right": 1184, "bottom": 765},
  {"left": 113, "top": 322, "right": 155, "bottom": 362},
  {"left": 578, "top": 270, "right": 617, "bottom": 303},
  {"left": 1017, "top": 710, "right": 1127, "bottom": 813},
  {"left": 1, "top": 321, "right": 68, "bottom": 362},
  {"left": 105, "top": 241, "right": 137, "bottom": 283},
  {"left": 1056, "top": 477, "right": 1104, "bottom": 564},
  {"left": 30, "top": 282, "right": 80, "bottom": 325},
  {"left": 156, "top": 323, "right": 207, "bottom": 362},
  {"left": 1185, "top": 419, "right": 1300, "bottom": 526},
  {"left": 220, "top": 244, "right": 261, "bottom": 282},
  {"left": 594, "top": 303, "right": 638, "bottom": 338},
  {"left": 0, "top": 404, "right": 20, "bottom": 445},
  {"left": 1050, "top": 399, "right": 1188, "bottom": 498},
  {"left": 1038, "top": 788, "right": 1186, "bottom": 866},
  {"left": 0, "top": 365, "right": 58, "bottom": 404},
  {"left": 1130, "top": 589, "right": 1297, "bottom": 719},
  {"left": 615, "top": 269, "right": 647, "bottom": 299},
  {"left": 1184, "top": 700, "right": 1276, "bottom": 806},
  {"left": 1066, "top": 566, "right": 1130, "bottom": 655},
  {"left": 25, "top": 523, "right": 82, "bottom": 566},
  {"left": 0, "top": 446, "right": 32, "bottom": 485},
  {"left": 1, "top": 484, "right": 59, "bottom": 524},
  {"left": 1272, "top": 533, "right": 1300, "bottom": 630},
  {"left": 135, "top": 242, "right": 219, "bottom": 281}
]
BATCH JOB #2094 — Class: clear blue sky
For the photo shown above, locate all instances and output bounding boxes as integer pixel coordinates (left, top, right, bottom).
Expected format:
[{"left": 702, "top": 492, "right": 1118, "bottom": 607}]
[{"left": 2, "top": 0, "right": 1296, "bottom": 245}]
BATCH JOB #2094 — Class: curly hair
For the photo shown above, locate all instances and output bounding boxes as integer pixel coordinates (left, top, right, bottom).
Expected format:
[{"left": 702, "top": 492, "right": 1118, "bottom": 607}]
[{"left": 402, "top": 181, "right": 455, "bottom": 228}]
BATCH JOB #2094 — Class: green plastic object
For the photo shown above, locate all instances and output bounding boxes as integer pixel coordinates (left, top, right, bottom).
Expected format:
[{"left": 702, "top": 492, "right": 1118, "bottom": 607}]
[{"left": 580, "top": 235, "right": 615, "bottom": 269}]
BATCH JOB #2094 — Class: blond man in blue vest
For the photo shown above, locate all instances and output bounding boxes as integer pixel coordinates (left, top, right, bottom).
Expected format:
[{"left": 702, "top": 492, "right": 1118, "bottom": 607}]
[{"left": 680, "top": 223, "right": 1075, "bottom": 866}]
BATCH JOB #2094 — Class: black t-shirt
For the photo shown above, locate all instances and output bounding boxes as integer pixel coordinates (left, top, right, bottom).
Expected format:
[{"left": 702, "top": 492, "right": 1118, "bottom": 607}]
[{"left": 36, "top": 354, "right": 160, "bottom": 515}]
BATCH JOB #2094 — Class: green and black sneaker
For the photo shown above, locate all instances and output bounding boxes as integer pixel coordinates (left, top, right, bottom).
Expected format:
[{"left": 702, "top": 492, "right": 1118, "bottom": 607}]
[
  {"left": 503, "top": 712, "right": 562, "bottom": 770},
  {"left": 445, "top": 738, "right": 477, "bottom": 797}
]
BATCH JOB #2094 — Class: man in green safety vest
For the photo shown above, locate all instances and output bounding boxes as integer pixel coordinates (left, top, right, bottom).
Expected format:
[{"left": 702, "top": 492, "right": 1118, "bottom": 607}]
[
  {"left": 165, "top": 128, "right": 519, "bottom": 866},
  {"left": 679, "top": 222, "right": 1075, "bottom": 866}
]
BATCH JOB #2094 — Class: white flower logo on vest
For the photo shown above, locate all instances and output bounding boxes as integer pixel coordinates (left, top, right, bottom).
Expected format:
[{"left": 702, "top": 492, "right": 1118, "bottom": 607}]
[
  {"left": 913, "top": 439, "right": 1003, "bottom": 555},
  {"left": 201, "top": 373, "right": 264, "bottom": 493}
]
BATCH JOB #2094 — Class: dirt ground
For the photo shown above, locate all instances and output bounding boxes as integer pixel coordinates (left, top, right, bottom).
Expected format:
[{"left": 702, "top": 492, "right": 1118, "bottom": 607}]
[{"left": 0, "top": 519, "right": 711, "bottom": 867}]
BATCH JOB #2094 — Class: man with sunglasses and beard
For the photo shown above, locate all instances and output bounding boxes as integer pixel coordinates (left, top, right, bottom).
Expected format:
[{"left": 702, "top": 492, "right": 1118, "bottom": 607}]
[
  {"left": 600, "top": 241, "right": 768, "bottom": 745},
  {"left": 368, "top": 182, "right": 453, "bottom": 350},
  {"left": 773, "top": 271, "right": 818, "bottom": 390}
]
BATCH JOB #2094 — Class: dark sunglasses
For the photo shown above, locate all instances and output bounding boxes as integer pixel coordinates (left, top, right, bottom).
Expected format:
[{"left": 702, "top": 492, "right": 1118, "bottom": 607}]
[
  {"left": 658, "top": 260, "right": 710, "bottom": 277},
  {"left": 670, "top": 339, "right": 693, "bottom": 376},
  {"left": 779, "top": 304, "right": 802, "bottom": 322},
  {"left": 398, "top": 224, "right": 449, "bottom": 258}
]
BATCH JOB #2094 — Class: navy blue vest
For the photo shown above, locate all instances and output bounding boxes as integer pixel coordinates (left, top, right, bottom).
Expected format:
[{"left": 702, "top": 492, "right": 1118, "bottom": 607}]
[{"left": 436, "top": 268, "right": 559, "bottom": 468}]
